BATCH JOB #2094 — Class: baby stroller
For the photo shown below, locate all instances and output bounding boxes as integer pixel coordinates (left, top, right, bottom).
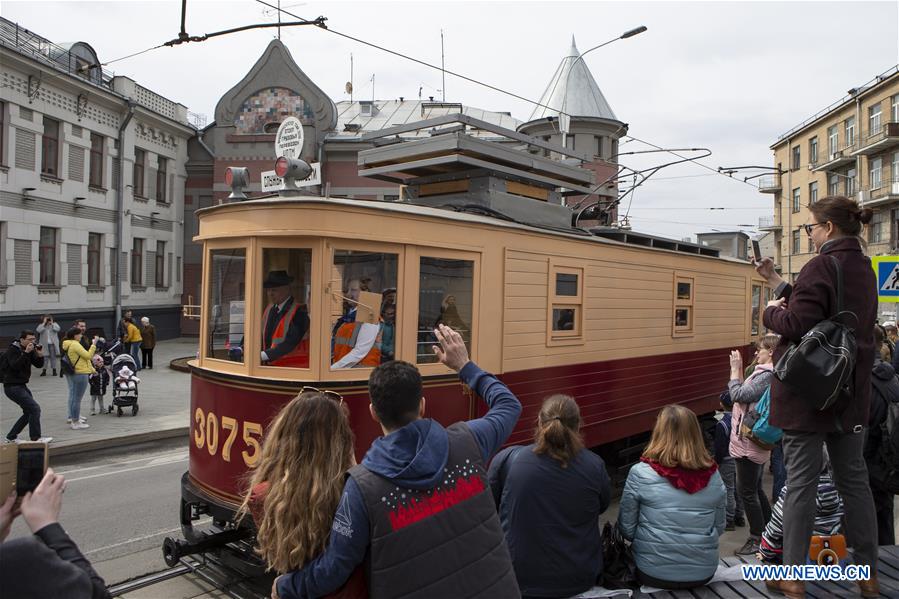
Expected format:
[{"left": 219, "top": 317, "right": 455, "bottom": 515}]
[{"left": 111, "top": 353, "right": 140, "bottom": 417}]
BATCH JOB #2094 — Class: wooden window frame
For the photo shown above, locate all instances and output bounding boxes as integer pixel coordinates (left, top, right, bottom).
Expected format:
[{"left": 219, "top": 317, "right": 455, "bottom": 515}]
[
  {"left": 0, "top": 100, "right": 5, "bottom": 166},
  {"left": 38, "top": 226, "right": 57, "bottom": 286},
  {"left": 41, "top": 117, "right": 60, "bottom": 177},
  {"left": 253, "top": 238, "right": 322, "bottom": 379},
  {"left": 156, "top": 156, "right": 168, "bottom": 204},
  {"left": 672, "top": 272, "right": 694, "bottom": 337},
  {"left": 133, "top": 148, "right": 146, "bottom": 199},
  {"left": 89, "top": 132, "right": 104, "bottom": 188},
  {"left": 547, "top": 259, "right": 585, "bottom": 346},
  {"left": 750, "top": 283, "right": 762, "bottom": 336},
  {"left": 408, "top": 246, "right": 481, "bottom": 376},
  {"left": 87, "top": 232, "right": 102, "bottom": 287},
  {"left": 131, "top": 237, "right": 144, "bottom": 287},
  {"left": 155, "top": 240, "right": 166, "bottom": 288},
  {"left": 320, "top": 239, "right": 405, "bottom": 382},
  {"left": 200, "top": 240, "right": 252, "bottom": 376}
]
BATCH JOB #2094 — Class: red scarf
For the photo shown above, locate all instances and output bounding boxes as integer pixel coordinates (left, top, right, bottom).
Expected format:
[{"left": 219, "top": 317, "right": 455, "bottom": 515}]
[{"left": 641, "top": 458, "right": 718, "bottom": 494}]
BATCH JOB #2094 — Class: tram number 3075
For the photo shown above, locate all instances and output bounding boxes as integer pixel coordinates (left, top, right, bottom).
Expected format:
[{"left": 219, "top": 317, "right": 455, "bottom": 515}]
[{"left": 194, "top": 408, "right": 263, "bottom": 468}]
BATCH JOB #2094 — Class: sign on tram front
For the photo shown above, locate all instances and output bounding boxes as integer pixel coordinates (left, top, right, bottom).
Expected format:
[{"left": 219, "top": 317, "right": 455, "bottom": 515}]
[
  {"left": 260, "top": 163, "right": 322, "bottom": 192},
  {"left": 275, "top": 116, "right": 304, "bottom": 160}
]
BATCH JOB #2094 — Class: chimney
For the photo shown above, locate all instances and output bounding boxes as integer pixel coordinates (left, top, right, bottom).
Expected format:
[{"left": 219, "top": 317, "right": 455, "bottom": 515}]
[
  {"left": 399, "top": 96, "right": 404, "bottom": 102},
  {"left": 429, "top": 96, "right": 434, "bottom": 101}
]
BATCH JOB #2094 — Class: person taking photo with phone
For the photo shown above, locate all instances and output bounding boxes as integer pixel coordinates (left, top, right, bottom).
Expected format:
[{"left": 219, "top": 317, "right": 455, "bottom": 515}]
[
  {"left": 35, "top": 315, "right": 60, "bottom": 377},
  {"left": 2, "top": 331, "right": 52, "bottom": 444}
]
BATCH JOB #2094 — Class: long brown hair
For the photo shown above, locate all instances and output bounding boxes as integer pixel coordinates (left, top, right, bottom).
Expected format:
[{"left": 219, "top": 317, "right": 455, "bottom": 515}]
[
  {"left": 238, "top": 392, "right": 355, "bottom": 573},
  {"left": 642, "top": 405, "right": 713, "bottom": 470},
  {"left": 533, "top": 394, "right": 584, "bottom": 468}
]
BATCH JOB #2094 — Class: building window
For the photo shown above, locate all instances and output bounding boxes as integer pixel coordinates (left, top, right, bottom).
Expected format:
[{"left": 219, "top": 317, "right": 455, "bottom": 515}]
[
  {"left": 827, "top": 125, "right": 838, "bottom": 155},
  {"left": 156, "top": 156, "right": 167, "bottom": 203},
  {"left": 808, "top": 181, "right": 818, "bottom": 205},
  {"left": 828, "top": 174, "right": 840, "bottom": 196},
  {"left": 89, "top": 133, "right": 104, "bottom": 187},
  {"left": 892, "top": 151, "right": 899, "bottom": 186},
  {"left": 870, "top": 157, "right": 883, "bottom": 190},
  {"left": 845, "top": 116, "right": 855, "bottom": 147},
  {"left": 792, "top": 187, "right": 801, "bottom": 212},
  {"left": 548, "top": 264, "right": 584, "bottom": 343},
  {"left": 41, "top": 117, "right": 60, "bottom": 176},
  {"left": 133, "top": 148, "right": 145, "bottom": 198},
  {"left": 807, "top": 235, "right": 814, "bottom": 253},
  {"left": 131, "top": 238, "right": 143, "bottom": 287},
  {"left": 792, "top": 229, "right": 801, "bottom": 254},
  {"left": 0, "top": 101, "right": 5, "bottom": 165},
  {"left": 673, "top": 274, "right": 694, "bottom": 335},
  {"left": 39, "top": 227, "right": 57, "bottom": 285},
  {"left": 791, "top": 146, "right": 800, "bottom": 170},
  {"left": 870, "top": 210, "right": 884, "bottom": 244},
  {"left": 87, "top": 233, "right": 102, "bottom": 287},
  {"left": 847, "top": 168, "right": 856, "bottom": 196},
  {"left": 809, "top": 136, "right": 818, "bottom": 165},
  {"left": 869, "top": 104, "right": 882, "bottom": 136},
  {"left": 155, "top": 241, "right": 165, "bottom": 287},
  {"left": 892, "top": 94, "right": 899, "bottom": 122}
]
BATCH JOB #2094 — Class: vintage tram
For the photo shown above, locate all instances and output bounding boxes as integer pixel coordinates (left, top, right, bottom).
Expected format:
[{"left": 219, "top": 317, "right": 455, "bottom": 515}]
[{"left": 166, "top": 116, "right": 770, "bottom": 575}]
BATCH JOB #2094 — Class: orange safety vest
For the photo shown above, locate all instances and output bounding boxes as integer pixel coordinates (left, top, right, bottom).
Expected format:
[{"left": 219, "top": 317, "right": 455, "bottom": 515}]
[
  {"left": 332, "top": 321, "right": 382, "bottom": 367},
  {"left": 262, "top": 302, "right": 309, "bottom": 368}
]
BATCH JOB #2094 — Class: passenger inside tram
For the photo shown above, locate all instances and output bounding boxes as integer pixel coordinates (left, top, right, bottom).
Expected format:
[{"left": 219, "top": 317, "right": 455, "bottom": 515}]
[
  {"left": 260, "top": 269, "right": 310, "bottom": 368},
  {"left": 331, "top": 292, "right": 390, "bottom": 369}
]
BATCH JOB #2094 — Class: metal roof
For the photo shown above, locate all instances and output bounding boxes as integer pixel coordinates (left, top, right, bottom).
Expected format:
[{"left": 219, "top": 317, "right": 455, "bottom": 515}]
[
  {"left": 332, "top": 99, "right": 521, "bottom": 140},
  {"left": 527, "top": 37, "right": 619, "bottom": 122}
]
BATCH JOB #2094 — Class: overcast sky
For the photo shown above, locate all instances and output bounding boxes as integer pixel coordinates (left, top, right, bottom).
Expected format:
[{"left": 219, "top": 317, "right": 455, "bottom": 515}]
[{"left": 4, "top": 1, "right": 898, "bottom": 240}]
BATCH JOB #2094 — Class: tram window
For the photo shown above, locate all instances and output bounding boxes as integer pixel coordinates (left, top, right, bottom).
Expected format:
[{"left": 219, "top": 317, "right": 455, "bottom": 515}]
[
  {"left": 552, "top": 308, "right": 577, "bottom": 331},
  {"left": 677, "top": 282, "right": 692, "bottom": 300},
  {"left": 331, "top": 250, "right": 398, "bottom": 369},
  {"left": 260, "top": 249, "right": 312, "bottom": 369},
  {"left": 555, "top": 273, "right": 579, "bottom": 296},
  {"left": 673, "top": 274, "right": 694, "bottom": 335},
  {"left": 206, "top": 248, "right": 246, "bottom": 362},
  {"left": 675, "top": 308, "right": 690, "bottom": 328},
  {"left": 751, "top": 284, "right": 762, "bottom": 336},
  {"left": 417, "top": 257, "right": 474, "bottom": 364}
]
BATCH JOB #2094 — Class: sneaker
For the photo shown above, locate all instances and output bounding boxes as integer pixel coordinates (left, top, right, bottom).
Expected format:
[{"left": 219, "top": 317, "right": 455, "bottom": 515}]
[
  {"left": 90, "top": 410, "right": 97, "bottom": 416},
  {"left": 725, "top": 521, "right": 736, "bottom": 531},
  {"left": 735, "top": 537, "right": 760, "bottom": 556},
  {"left": 734, "top": 515, "right": 746, "bottom": 527},
  {"left": 40, "top": 370, "right": 46, "bottom": 376},
  {"left": 79, "top": 416, "right": 87, "bottom": 423},
  {"left": 33, "top": 437, "right": 53, "bottom": 443},
  {"left": 70, "top": 422, "right": 90, "bottom": 430},
  {"left": 3, "top": 438, "right": 16, "bottom": 444}
]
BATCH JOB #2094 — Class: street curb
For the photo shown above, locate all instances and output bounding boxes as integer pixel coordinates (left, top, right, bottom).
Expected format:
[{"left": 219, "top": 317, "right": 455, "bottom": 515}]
[{"left": 49, "top": 426, "right": 190, "bottom": 458}]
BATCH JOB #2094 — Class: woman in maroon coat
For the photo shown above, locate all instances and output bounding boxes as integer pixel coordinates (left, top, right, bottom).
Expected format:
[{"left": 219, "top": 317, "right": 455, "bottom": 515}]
[{"left": 756, "top": 196, "right": 879, "bottom": 599}]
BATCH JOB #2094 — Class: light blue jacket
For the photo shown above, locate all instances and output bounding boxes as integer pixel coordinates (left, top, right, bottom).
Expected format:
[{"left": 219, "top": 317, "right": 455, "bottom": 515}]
[{"left": 618, "top": 461, "right": 725, "bottom": 583}]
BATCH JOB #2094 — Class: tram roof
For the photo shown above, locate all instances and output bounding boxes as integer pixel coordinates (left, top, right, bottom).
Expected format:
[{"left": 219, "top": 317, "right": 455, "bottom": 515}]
[{"left": 196, "top": 195, "right": 743, "bottom": 263}]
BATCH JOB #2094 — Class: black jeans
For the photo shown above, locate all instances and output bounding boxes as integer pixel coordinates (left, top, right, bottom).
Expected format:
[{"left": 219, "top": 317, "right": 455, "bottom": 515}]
[
  {"left": 4, "top": 384, "right": 42, "bottom": 440},
  {"left": 141, "top": 348, "right": 154, "bottom": 369},
  {"left": 736, "top": 457, "right": 772, "bottom": 537},
  {"left": 871, "top": 480, "right": 894, "bottom": 546}
]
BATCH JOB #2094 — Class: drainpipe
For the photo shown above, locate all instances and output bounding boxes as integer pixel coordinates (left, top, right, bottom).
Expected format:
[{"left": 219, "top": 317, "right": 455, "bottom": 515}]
[
  {"left": 786, "top": 136, "right": 792, "bottom": 279},
  {"left": 115, "top": 101, "right": 136, "bottom": 327}
]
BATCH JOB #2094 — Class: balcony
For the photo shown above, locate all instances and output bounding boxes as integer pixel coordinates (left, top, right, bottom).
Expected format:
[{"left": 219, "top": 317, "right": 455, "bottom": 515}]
[
  {"left": 757, "top": 174, "right": 782, "bottom": 193},
  {"left": 859, "top": 178, "right": 899, "bottom": 207},
  {"left": 758, "top": 215, "right": 781, "bottom": 231},
  {"left": 853, "top": 122, "right": 899, "bottom": 156},
  {"left": 812, "top": 143, "right": 857, "bottom": 171}
]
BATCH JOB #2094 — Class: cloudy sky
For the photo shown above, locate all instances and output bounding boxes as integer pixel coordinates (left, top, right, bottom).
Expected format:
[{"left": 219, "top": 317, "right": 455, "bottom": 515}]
[{"left": 4, "top": 1, "right": 898, "bottom": 240}]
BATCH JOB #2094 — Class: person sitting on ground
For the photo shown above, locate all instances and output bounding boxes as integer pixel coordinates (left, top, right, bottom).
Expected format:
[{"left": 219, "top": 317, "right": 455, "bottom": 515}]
[
  {"left": 618, "top": 404, "right": 726, "bottom": 590},
  {"left": 727, "top": 336, "right": 776, "bottom": 556},
  {"left": 488, "top": 394, "right": 612, "bottom": 599},
  {"left": 865, "top": 324, "right": 899, "bottom": 546},
  {"left": 275, "top": 324, "right": 522, "bottom": 599},
  {"left": 759, "top": 451, "right": 844, "bottom": 564},
  {"left": 238, "top": 390, "right": 365, "bottom": 599},
  {"left": 0, "top": 469, "right": 112, "bottom": 599}
]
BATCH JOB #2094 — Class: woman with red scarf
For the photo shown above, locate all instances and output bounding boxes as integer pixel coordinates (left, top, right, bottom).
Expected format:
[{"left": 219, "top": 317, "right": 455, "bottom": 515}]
[{"left": 618, "top": 405, "right": 725, "bottom": 590}]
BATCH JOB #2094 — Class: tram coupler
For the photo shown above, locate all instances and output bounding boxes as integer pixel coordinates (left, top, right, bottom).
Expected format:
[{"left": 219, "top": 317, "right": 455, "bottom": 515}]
[{"left": 163, "top": 529, "right": 249, "bottom": 568}]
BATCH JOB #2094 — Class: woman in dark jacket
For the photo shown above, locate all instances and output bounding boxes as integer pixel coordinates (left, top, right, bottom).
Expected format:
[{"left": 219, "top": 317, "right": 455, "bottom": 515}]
[
  {"left": 488, "top": 395, "right": 611, "bottom": 598},
  {"left": 756, "top": 195, "right": 878, "bottom": 599}
]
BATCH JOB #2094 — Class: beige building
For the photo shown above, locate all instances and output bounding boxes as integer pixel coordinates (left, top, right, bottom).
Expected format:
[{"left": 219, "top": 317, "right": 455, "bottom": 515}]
[{"left": 760, "top": 66, "right": 899, "bottom": 289}]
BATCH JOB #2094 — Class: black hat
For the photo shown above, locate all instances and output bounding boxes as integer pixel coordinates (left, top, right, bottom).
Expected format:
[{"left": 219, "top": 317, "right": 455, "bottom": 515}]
[{"left": 263, "top": 270, "right": 294, "bottom": 289}]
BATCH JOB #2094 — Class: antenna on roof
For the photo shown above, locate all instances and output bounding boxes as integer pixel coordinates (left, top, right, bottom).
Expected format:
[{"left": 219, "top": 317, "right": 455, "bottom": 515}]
[
  {"left": 440, "top": 29, "right": 446, "bottom": 102},
  {"left": 348, "top": 53, "right": 353, "bottom": 102}
]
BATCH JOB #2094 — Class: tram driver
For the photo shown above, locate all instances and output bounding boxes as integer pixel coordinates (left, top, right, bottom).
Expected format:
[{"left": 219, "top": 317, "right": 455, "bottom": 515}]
[{"left": 260, "top": 270, "right": 310, "bottom": 368}]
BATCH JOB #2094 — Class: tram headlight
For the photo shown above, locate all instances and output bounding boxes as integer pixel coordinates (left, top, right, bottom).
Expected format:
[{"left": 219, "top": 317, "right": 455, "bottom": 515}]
[
  {"left": 225, "top": 167, "right": 250, "bottom": 201},
  {"left": 275, "top": 156, "right": 312, "bottom": 189}
]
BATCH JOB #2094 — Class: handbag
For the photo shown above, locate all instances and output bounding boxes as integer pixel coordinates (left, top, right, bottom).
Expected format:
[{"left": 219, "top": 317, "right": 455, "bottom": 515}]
[
  {"left": 600, "top": 521, "right": 637, "bottom": 589},
  {"left": 739, "top": 387, "right": 782, "bottom": 449},
  {"left": 60, "top": 351, "right": 80, "bottom": 376},
  {"left": 774, "top": 256, "right": 858, "bottom": 411}
]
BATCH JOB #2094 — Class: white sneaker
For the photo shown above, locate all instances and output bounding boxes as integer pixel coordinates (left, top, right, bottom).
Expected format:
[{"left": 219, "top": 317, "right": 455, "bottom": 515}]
[
  {"left": 79, "top": 416, "right": 87, "bottom": 423},
  {"left": 70, "top": 422, "right": 90, "bottom": 430},
  {"left": 35, "top": 437, "right": 53, "bottom": 443}
]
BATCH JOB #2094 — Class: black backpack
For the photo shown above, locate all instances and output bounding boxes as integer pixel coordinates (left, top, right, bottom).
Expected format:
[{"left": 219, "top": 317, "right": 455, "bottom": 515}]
[{"left": 60, "top": 350, "right": 79, "bottom": 376}]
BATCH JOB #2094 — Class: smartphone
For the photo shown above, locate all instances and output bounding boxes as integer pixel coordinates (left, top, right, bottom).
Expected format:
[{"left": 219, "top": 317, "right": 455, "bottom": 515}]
[
  {"left": 15, "top": 443, "right": 48, "bottom": 496},
  {"left": 751, "top": 239, "right": 762, "bottom": 263}
]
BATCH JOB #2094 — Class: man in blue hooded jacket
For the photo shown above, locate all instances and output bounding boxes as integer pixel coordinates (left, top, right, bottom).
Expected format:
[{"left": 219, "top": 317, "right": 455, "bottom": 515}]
[{"left": 275, "top": 324, "right": 522, "bottom": 599}]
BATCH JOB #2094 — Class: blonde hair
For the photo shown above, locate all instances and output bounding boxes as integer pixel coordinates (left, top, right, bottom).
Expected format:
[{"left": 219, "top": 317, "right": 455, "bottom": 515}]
[
  {"left": 642, "top": 405, "right": 713, "bottom": 470},
  {"left": 533, "top": 394, "right": 584, "bottom": 468},
  {"left": 238, "top": 392, "right": 355, "bottom": 573}
]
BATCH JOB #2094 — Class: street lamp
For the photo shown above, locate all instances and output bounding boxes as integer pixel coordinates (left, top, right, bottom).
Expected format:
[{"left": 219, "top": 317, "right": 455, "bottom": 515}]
[{"left": 559, "top": 26, "right": 647, "bottom": 141}]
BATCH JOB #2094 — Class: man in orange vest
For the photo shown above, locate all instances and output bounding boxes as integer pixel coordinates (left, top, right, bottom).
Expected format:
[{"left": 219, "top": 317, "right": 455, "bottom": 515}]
[
  {"left": 332, "top": 293, "right": 387, "bottom": 369},
  {"left": 261, "top": 270, "right": 309, "bottom": 368}
]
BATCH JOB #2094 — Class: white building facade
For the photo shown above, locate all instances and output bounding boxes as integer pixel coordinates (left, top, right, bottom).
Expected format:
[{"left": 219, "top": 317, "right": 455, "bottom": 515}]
[{"left": 0, "top": 18, "right": 192, "bottom": 340}]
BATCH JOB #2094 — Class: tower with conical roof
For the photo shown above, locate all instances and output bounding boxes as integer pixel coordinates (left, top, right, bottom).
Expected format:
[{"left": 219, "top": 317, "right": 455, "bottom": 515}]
[{"left": 518, "top": 37, "right": 627, "bottom": 225}]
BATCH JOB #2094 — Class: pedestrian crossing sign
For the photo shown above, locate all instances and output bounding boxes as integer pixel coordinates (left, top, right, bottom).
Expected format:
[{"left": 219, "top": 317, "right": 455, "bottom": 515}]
[{"left": 872, "top": 256, "right": 899, "bottom": 302}]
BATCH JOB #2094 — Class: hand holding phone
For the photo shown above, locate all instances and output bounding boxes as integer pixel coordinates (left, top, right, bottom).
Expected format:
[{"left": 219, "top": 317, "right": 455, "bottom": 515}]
[
  {"left": 20, "top": 468, "right": 65, "bottom": 533},
  {"left": 751, "top": 239, "right": 762, "bottom": 263}
]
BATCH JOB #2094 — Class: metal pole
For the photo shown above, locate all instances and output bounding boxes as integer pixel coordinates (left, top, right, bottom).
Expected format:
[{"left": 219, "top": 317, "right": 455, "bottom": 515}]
[
  {"left": 441, "top": 29, "right": 446, "bottom": 102},
  {"left": 350, "top": 53, "right": 353, "bottom": 103}
]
